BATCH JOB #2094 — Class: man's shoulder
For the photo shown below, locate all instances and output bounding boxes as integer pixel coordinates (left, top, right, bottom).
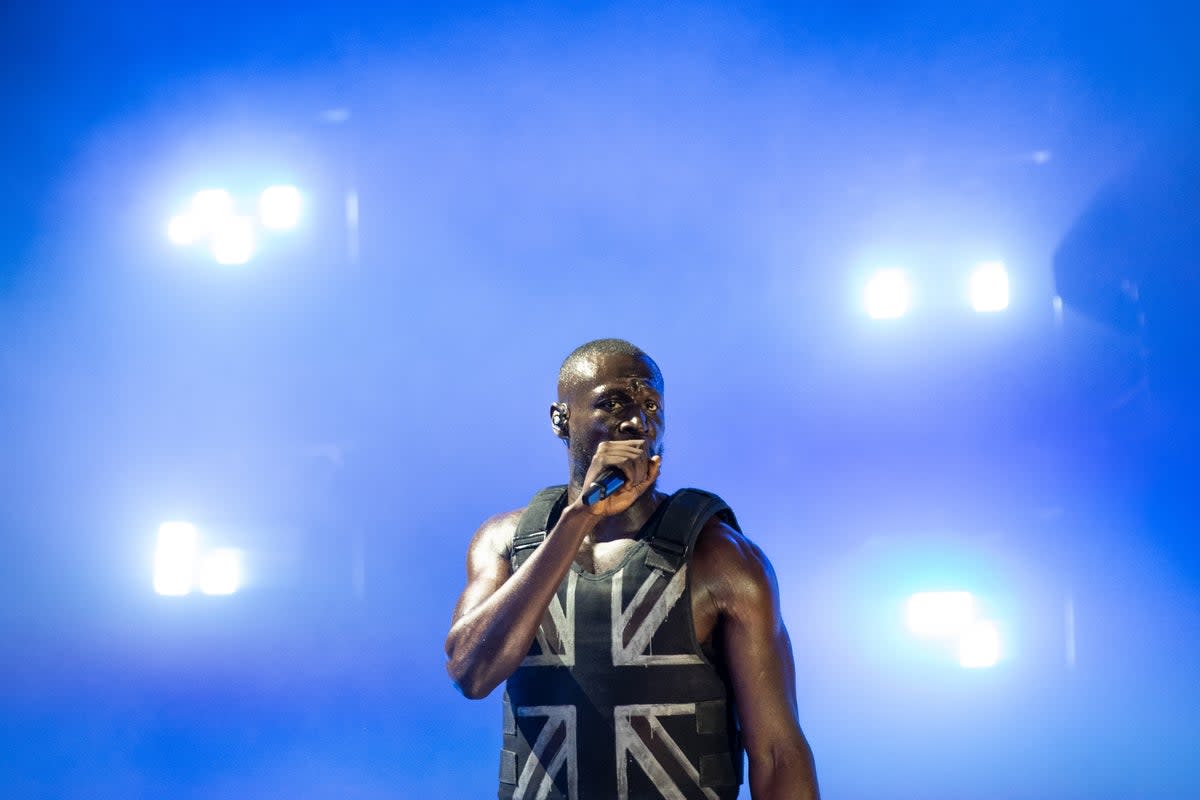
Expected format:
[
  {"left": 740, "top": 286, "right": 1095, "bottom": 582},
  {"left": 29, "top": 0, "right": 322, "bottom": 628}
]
[
  {"left": 478, "top": 507, "right": 526, "bottom": 532},
  {"left": 668, "top": 486, "right": 740, "bottom": 549},
  {"left": 473, "top": 485, "right": 569, "bottom": 559},
  {"left": 472, "top": 507, "right": 525, "bottom": 560},
  {"left": 692, "top": 513, "right": 779, "bottom": 609},
  {"left": 692, "top": 513, "right": 758, "bottom": 565}
]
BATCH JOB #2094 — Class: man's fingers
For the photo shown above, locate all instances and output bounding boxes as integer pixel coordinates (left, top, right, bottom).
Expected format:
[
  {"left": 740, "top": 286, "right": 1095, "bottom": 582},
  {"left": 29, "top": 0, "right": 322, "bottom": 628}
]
[
  {"left": 597, "top": 442, "right": 645, "bottom": 459},
  {"left": 598, "top": 440, "right": 646, "bottom": 450},
  {"left": 626, "top": 455, "right": 659, "bottom": 489},
  {"left": 586, "top": 440, "right": 657, "bottom": 496},
  {"left": 594, "top": 442, "right": 649, "bottom": 474}
]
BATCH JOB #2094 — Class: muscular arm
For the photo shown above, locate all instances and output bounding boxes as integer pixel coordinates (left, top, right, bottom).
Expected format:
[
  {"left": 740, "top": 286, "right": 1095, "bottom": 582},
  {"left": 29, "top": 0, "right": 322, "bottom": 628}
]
[
  {"left": 695, "top": 523, "right": 820, "bottom": 800},
  {"left": 445, "top": 442, "right": 659, "bottom": 699},
  {"left": 444, "top": 502, "right": 599, "bottom": 699}
]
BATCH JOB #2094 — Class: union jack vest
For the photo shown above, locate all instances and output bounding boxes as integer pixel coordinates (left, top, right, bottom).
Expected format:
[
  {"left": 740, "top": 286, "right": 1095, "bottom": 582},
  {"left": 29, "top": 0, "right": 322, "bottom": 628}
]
[{"left": 499, "top": 486, "right": 744, "bottom": 800}]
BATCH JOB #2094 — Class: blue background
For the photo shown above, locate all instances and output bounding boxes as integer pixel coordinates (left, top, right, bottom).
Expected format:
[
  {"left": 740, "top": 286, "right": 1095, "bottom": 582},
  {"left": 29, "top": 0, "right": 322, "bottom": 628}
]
[{"left": 1, "top": 2, "right": 1197, "bottom": 798}]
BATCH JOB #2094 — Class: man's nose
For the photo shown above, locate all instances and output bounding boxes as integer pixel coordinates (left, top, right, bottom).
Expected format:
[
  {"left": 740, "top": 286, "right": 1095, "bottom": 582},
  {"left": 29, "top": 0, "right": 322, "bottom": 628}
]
[{"left": 618, "top": 411, "right": 648, "bottom": 435}]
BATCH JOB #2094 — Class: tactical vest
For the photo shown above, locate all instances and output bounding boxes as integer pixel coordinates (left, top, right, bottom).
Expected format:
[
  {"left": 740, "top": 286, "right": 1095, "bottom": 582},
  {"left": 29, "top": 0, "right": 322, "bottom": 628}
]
[{"left": 498, "top": 486, "right": 745, "bottom": 800}]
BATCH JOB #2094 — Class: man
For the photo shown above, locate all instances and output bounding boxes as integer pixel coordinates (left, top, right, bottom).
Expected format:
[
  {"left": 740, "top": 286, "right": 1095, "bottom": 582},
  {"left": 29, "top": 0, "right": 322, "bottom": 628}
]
[{"left": 446, "top": 339, "right": 819, "bottom": 799}]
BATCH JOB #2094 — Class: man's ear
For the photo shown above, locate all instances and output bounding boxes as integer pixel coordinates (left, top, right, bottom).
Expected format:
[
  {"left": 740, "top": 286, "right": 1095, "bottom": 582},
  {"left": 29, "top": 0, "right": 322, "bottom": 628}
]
[{"left": 549, "top": 402, "right": 569, "bottom": 441}]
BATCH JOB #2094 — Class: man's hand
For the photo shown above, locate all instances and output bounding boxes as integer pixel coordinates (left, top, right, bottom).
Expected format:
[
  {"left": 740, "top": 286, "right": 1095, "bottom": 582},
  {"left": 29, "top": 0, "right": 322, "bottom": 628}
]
[{"left": 577, "top": 439, "right": 662, "bottom": 517}]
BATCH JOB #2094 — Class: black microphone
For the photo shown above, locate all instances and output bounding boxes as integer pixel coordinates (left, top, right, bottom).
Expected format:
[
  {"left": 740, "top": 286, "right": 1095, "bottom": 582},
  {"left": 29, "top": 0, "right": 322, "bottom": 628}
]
[{"left": 581, "top": 467, "right": 626, "bottom": 506}]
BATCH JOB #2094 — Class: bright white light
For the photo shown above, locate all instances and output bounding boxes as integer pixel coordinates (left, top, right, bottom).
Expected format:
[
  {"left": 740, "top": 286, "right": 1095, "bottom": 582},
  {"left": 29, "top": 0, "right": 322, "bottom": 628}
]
[
  {"left": 258, "top": 185, "right": 302, "bottom": 231},
  {"left": 167, "top": 213, "right": 202, "bottom": 246},
  {"left": 864, "top": 269, "right": 911, "bottom": 319},
  {"left": 906, "top": 591, "right": 977, "bottom": 638},
  {"left": 154, "top": 521, "right": 198, "bottom": 596},
  {"left": 198, "top": 548, "right": 242, "bottom": 595},
  {"left": 189, "top": 189, "right": 235, "bottom": 232},
  {"left": 959, "top": 619, "right": 1002, "bottom": 668},
  {"left": 210, "top": 216, "right": 256, "bottom": 265},
  {"left": 969, "top": 261, "right": 1010, "bottom": 312}
]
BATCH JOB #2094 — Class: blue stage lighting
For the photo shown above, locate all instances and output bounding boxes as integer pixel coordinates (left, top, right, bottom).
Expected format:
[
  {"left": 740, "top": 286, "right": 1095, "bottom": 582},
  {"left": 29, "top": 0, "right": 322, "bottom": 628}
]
[
  {"left": 258, "top": 185, "right": 303, "bottom": 231},
  {"left": 189, "top": 188, "right": 235, "bottom": 232},
  {"left": 165, "top": 184, "right": 303, "bottom": 264},
  {"left": 154, "top": 521, "right": 198, "bottom": 596},
  {"left": 905, "top": 591, "right": 1005, "bottom": 668},
  {"left": 210, "top": 216, "right": 256, "bottom": 265},
  {"left": 958, "top": 619, "right": 1002, "bottom": 668},
  {"left": 198, "top": 548, "right": 243, "bottom": 595},
  {"left": 864, "top": 269, "right": 911, "bottom": 319},
  {"left": 905, "top": 591, "right": 976, "bottom": 637},
  {"left": 969, "top": 260, "right": 1009, "bottom": 312},
  {"left": 166, "top": 214, "right": 202, "bottom": 246}
]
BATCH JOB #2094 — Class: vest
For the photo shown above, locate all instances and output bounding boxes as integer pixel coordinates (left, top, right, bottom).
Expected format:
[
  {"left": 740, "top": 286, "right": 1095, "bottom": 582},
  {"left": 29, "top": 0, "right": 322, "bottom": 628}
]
[{"left": 498, "top": 486, "right": 745, "bottom": 800}]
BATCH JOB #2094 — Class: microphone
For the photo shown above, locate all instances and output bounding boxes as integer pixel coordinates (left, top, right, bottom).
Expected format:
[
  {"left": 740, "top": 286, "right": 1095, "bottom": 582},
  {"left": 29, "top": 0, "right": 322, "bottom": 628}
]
[{"left": 581, "top": 467, "right": 626, "bottom": 506}]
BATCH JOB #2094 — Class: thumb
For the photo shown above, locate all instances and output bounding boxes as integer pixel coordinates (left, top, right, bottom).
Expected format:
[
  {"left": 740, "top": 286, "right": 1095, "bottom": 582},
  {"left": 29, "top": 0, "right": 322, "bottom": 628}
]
[{"left": 645, "top": 455, "right": 662, "bottom": 485}]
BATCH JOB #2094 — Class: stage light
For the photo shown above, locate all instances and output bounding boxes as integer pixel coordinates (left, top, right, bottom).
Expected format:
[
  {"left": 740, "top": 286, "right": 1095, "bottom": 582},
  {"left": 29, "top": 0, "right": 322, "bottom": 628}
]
[
  {"left": 864, "top": 269, "right": 911, "bottom": 319},
  {"left": 189, "top": 189, "right": 235, "bottom": 232},
  {"left": 969, "top": 260, "right": 1009, "bottom": 312},
  {"left": 198, "top": 548, "right": 242, "bottom": 595},
  {"left": 958, "top": 619, "right": 1001, "bottom": 668},
  {"left": 166, "top": 214, "right": 202, "bottom": 246},
  {"left": 258, "top": 185, "right": 302, "bottom": 231},
  {"left": 906, "top": 591, "right": 977, "bottom": 638},
  {"left": 154, "top": 521, "right": 198, "bottom": 596},
  {"left": 167, "top": 183, "right": 303, "bottom": 264},
  {"left": 210, "top": 216, "right": 256, "bottom": 265}
]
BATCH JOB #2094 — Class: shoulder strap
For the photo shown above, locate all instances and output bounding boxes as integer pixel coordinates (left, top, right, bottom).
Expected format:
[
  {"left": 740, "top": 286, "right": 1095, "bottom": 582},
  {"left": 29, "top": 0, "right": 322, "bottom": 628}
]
[
  {"left": 645, "top": 488, "right": 741, "bottom": 574},
  {"left": 510, "top": 485, "right": 568, "bottom": 571}
]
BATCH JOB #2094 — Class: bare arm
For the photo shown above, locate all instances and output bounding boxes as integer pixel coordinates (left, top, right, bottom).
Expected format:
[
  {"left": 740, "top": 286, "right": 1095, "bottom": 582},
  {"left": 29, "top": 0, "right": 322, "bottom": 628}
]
[
  {"left": 696, "top": 524, "right": 820, "bottom": 800},
  {"left": 444, "top": 443, "right": 661, "bottom": 699},
  {"left": 444, "top": 502, "right": 599, "bottom": 698}
]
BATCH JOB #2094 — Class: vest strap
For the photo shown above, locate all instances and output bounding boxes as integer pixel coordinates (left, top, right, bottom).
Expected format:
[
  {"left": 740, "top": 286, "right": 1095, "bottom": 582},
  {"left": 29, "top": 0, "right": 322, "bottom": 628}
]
[
  {"left": 510, "top": 485, "right": 568, "bottom": 571},
  {"left": 646, "top": 488, "right": 741, "bottom": 574}
]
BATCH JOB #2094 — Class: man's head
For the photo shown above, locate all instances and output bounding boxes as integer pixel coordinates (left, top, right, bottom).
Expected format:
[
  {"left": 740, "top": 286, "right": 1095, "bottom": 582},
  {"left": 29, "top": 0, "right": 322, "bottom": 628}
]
[{"left": 550, "top": 339, "right": 664, "bottom": 485}]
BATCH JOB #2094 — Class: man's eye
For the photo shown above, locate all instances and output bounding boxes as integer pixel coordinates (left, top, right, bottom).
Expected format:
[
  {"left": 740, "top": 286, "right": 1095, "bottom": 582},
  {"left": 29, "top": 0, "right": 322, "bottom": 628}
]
[
  {"left": 602, "top": 399, "right": 621, "bottom": 411},
  {"left": 645, "top": 401, "right": 659, "bottom": 412}
]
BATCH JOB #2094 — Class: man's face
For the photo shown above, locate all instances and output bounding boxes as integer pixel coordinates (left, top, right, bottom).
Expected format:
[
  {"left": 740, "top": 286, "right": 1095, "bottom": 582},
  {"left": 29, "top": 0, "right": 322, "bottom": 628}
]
[{"left": 560, "top": 352, "right": 665, "bottom": 474}]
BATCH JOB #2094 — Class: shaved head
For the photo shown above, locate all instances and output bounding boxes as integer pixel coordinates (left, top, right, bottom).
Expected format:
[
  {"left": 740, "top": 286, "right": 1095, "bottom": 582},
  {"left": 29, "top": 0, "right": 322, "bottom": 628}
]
[{"left": 557, "top": 339, "right": 663, "bottom": 400}]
